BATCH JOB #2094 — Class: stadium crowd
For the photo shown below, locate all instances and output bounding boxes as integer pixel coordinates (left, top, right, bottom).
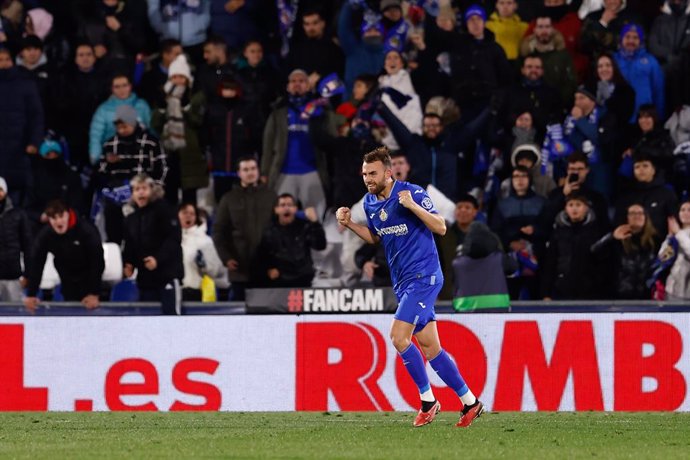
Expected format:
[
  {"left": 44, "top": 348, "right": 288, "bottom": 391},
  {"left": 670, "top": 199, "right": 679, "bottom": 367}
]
[{"left": 1, "top": 0, "right": 690, "bottom": 311}]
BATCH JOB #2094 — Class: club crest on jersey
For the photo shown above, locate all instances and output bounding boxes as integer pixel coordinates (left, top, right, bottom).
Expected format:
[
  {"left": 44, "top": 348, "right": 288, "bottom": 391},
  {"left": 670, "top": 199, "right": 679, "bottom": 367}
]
[
  {"left": 421, "top": 197, "right": 433, "bottom": 210},
  {"left": 379, "top": 209, "right": 388, "bottom": 221}
]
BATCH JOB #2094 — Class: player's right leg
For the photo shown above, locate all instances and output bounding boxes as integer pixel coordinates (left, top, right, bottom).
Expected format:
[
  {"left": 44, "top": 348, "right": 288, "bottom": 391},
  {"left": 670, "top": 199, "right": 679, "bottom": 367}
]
[{"left": 415, "top": 322, "right": 485, "bottom": 428}]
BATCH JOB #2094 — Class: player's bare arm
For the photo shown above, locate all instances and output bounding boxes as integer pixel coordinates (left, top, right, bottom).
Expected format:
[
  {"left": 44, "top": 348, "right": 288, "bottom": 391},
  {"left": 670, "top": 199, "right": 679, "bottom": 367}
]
[
  {"left": 336, "top": 207, "right": 380, "bottom": 244},
  {"left": 397, "top": 190, "right": 447, "bottom": 236}
]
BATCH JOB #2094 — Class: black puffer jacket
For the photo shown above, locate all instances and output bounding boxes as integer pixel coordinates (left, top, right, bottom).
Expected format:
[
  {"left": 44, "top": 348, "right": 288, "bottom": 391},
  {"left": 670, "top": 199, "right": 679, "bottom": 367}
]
[
  {"left": 123, "top": 198, "right": 183, "bottom": 288},
  {"left": 0, "top": 198, "right": 32, "bottom": 280},
  {"left": 255, "top": 217, "right": 326, "bottom": 285},
  {"left": 26, "top": 212, "right": 104, "bottom": 298},
  {"left": 541, "top": 210, "right": 604, "bottom": 299},
  {"left": 591, "top": 231, "right": 657, "bottom": 300}
]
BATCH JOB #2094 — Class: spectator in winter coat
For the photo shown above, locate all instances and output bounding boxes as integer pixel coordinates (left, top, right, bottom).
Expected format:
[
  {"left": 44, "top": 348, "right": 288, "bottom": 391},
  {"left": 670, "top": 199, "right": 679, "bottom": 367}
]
[
  {"left": 649, "top": 0, "right": 690, "bottom": 70},
  {"left": 136, "top": 39, "right": 183, "bottom": 108},
  {"left": 53, "top": 43, "right": 109, "bottom": 169},
  {"left": 209, "top": 0, "right": 260, "bottom": 52},
  {"left": 486, "top": 0, "right": 529, "bottom": 62},
  {"left": 592, "top": 203, "right": 658, "bottom": 299},
  {"left": 286, "top": 8, "right": 344, "bottom": 85},
  {"left": 337, "top": 1, "right": 385, "bottom": 97},
  {"left": 16, "top": 35, "right": 52, "bottom": 125},
  {"left": 73, "top": 0, "right": 148, "bottom": 76},
  {"left": 0, "top": 177, "right": 32, "bottom": 302},
  {"left": 123, "top": 174, "right": 184, "bottom": 314},
  {"left": 178, "top": 202, "right": 227, "bottom": 301},
  {"left": 27, "top": 139, "right": 85, "bottom": 232},
  {"left": 499, "top": 143, "right": 557, "bottom": 199},
  {"left": 255, "top": 193, "right": 327, "bottom": 287},
  {"left": 615, "top": 154, "right": 678, "bottom": 240},
  {"left": 90, "top": 73, "right": 151, "bottom": 165},
  {"left": 0, "top": 48, "right": 44, "bottom": 208},
  {"left": 520, "top": 15, "right": 577, "bottom": 106},
  {"left": 541, "top": 193, "right": 605, "bottom": 300},
  {"left": 151, "top": 54, "right": 208, "bottom": 205},
  {"left": 661, "top": 201, "right": 690, "bottom": 300},
  {"left": 355, "top": 242, "right": 390, "bottom": 287},
  {"left": 24, "top": 200, "right": 104, "bottom": 313},
  {"left": 615, "top": 23, "right": 665, "bottom": 122},
  {"left": 588, "top": 52, "right": 636, "bottom": 137},
  {"left": 147, "top": 0, "right": 210, "bottom": 63},
  {"left": 213, "top": 157, "right": 276, "bottom": 300},
  {"left": 624, "top": 104, "right": 676, "bottom": 186},
  {"left": 197, "top": 36, "right": 235, "bottom": 103},
  {"left": 98, "top": 104, "right": 168, "bottom": 244},
  {"left": 579, "top": 0, "right": 641, "bottom": 59}
]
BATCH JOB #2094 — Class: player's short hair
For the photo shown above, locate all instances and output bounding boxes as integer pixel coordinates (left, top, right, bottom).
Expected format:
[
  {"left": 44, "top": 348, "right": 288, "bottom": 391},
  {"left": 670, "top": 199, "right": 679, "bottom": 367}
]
[
  {"left": 363, "top": 146, "right": 392, "bottom": 169},
  {"left": 111, "top": 73, "right": 130, "bottom": 85},
  {"left": 45, "top": 199, "right": 68, "bottom": 217},
  {"left": 275, "top": 193, "right": 298, "bottom": 207}
]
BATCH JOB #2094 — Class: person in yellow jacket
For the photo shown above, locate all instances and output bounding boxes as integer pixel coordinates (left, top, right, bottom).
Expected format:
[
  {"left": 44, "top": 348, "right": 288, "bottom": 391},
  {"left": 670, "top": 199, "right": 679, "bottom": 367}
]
[{"left": 486, "top": 0, "right": 528, "bottom": 62}]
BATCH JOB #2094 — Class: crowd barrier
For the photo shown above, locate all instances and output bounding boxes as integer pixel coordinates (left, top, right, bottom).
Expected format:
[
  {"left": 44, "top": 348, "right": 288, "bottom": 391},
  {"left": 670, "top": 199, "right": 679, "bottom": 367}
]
[{"left": 1, "top": 305, "right": 689, "bottom": 412}]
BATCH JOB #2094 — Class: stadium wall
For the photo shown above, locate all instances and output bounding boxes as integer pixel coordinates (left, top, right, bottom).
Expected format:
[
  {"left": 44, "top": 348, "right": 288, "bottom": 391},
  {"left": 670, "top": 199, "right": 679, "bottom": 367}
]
[{"left": 1, "top": 314, "right": 688, "bottom": 412}]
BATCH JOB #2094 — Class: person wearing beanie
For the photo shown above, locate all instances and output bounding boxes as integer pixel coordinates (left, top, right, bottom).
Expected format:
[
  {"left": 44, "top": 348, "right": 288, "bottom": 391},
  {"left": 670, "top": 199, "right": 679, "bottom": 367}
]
[
  {"left": 448, "top": 3, "right": 512, "bottom": 118},
  {"left": 151, "top": 54, "right": 208, "bottom": 206},
  {"left": 0, "top": 176, "right": 32, "bottom": 302},
  {"left": 486, "top": 0, "right": 529, "bottom": 61},
  {"left": 541, "top": 191, "right": 605, "bottom": 300},
  {"left": 614, "top": 23, "right": 665, "bottom": 122},
  {"left": 24, "top": 199, "right": 104, "bottom": 313},
  {"left": 89, "top": 73, "right": 151, "bottom": 165}
]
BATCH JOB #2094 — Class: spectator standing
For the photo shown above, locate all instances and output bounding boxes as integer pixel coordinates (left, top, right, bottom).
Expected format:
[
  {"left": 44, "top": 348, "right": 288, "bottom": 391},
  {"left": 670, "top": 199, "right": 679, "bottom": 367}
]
[
  {"left": 615, "top": 23, "right": 665, "bottom": 122},
  {"left": 579, "top": 0, "right": 640, "bottom": 59},
  {"left": 178, "top": 202, "right": 226, "bottom": 301},
  {"left": 24, "top": 200, "right": 104, "bottom": 313},
  {"left": 147, "top": 0, "right": 210, "bottom": 65},
  {"left": 209, "top": 0, "right": 260, "bottom": 52},
  {"left": 53, "top": 43, "right": 109, "bottom": 170},
  {"left": 151, "top": 54, "right": 208, "bottom": 205},
  {"left": 255, "top": 193, "right": 326, "bottom": 287},
  {"left": 588, "top": 52, "right": 635, "bottom": 136},
  {"left": 625, "top": 104, "right": 676, "bottom": 186},
  {"left": 541, "top": 193, "right": 604, "bottom": 299},
  {"left": 137, "top": 39, "right": 183, "bottom": 107},
  {"left": 520, "top": 15, "right": 577, "bottom": 105},
  {"left": 499, "top": 144, "right": 557, "bottom": 198},
  {"left": 486, "top": 0, "right": 529, "bottom": 62},
  {"left": 592, "top": 203, "right": 658, "bottom": 299},
  {"left": 97, "top": 105, "right": 168, "bottom": 244},
  {"left": 0, "top": 177, "right": 32, "bottom": 302},
  {"left": 0, "top": 47, "right": 43, "bottom": 208},
  {"left": 123, "top": 174, "right": 184, "bottom": 314},
  {"left": 90, "top": 73, "right": 151, "bottom": 165},
  {"left": 16, "top": 35, "right": 52, "bottom": 123},
  {"left": 213, "top": 157, "right": 276, "bottom": 300},
  {"left": 262, "top": 69, "right": 334, "bottom": 219},
  {"left": 662, "top": 201, "right": 690, "bottom": 300}
]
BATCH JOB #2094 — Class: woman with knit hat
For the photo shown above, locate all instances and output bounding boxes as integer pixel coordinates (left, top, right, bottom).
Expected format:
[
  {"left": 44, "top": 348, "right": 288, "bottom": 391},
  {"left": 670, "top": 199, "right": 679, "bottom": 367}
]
[{"left": 151, "top": 54, "right": 208, "bottom": 205}]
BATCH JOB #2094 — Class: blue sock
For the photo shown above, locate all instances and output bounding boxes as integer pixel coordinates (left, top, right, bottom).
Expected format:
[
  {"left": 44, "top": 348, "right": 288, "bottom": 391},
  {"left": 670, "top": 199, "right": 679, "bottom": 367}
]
[
  {"left": 399, "top": 343, "right": 431, "bottom": 394},
  {"left": 429, "top": 349, "right": 468, "bottom": 397}
]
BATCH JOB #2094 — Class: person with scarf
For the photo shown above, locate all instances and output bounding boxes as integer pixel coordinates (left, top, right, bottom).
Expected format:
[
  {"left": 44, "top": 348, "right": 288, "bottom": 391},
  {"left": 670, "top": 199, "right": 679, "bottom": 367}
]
[
  {"left": 588, "top": 52, "right": 636, "bottom": 137},
  {"left": 24, "top": 199, "right": 104, "bottom": 313},
  {"left": 615, "top": 23, "right": 665, "bottom": 122},
  {"left": 151, "top": 54, "right": 208, "bottom": 205}
]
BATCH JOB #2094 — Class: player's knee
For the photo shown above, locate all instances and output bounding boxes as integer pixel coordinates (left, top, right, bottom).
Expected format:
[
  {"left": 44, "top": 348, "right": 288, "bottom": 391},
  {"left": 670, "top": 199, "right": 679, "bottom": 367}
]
[{"left": 389, "top": 333, "right": 411, "bottom": 352}]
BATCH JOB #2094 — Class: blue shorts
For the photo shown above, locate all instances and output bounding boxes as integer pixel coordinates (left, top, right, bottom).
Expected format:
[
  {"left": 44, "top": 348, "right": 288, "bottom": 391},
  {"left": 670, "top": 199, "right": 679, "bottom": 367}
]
[{"left": 394, "top": 275, "right": 442, "bottom": 334}]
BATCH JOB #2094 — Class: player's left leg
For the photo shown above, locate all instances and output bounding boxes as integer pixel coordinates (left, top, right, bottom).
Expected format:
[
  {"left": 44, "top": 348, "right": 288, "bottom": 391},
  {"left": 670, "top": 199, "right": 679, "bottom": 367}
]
[{"left": 415, "top": 322, "right": 485, "bottom": 427}]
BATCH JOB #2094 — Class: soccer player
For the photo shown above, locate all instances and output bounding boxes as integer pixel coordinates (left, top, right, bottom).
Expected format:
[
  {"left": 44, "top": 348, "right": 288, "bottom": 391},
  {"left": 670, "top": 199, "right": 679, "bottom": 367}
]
[{"left": 335, "top": 147, "right": 484, "bottom": 427}]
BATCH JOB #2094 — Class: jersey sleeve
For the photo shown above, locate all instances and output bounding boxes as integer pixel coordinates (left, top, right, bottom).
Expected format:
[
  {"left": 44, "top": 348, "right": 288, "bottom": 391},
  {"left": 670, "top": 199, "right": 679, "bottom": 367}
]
[{"left": 411, "top": 186, "right": 438, "bottom": 214}]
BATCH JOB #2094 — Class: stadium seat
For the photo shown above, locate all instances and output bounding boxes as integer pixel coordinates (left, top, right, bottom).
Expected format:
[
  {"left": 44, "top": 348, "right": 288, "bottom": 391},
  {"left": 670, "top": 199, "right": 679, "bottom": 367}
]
[
  {"left": 102, "top": 243, "right": 123, "bottom": 283},
  {"left": 110, "top": 279, "right": 139, "bottom": 302}
]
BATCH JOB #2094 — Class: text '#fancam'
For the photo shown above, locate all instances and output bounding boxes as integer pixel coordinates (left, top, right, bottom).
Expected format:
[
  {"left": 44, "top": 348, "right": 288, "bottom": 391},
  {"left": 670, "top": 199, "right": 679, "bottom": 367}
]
[{"left": 300, "top": 289, "right": 385, "bottom": 313}]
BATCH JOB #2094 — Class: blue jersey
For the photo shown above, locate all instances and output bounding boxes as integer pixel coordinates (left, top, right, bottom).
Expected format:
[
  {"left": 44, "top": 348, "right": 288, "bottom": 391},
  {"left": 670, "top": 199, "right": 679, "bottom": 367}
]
[{"left": 364, "top": 181, "right": 443, "bottom": 293}]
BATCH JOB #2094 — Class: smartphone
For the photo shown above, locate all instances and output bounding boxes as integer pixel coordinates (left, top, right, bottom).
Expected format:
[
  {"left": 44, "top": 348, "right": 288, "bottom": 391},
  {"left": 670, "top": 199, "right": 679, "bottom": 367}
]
[{"left": 568, "top": 173, "right": 579, "bottom": 183}]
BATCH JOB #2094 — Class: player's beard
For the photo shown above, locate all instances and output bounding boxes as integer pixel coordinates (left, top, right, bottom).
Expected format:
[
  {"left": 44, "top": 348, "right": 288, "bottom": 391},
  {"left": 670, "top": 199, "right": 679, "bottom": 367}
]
[{"left": 366, "top": 178, "right": 387, "bottom": 197}]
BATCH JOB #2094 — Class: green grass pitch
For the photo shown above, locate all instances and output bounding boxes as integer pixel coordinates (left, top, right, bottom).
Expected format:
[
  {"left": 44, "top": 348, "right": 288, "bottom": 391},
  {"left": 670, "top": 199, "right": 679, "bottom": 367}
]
[{"left": 1, "top": 412, "right": 689, "bottom": 459}]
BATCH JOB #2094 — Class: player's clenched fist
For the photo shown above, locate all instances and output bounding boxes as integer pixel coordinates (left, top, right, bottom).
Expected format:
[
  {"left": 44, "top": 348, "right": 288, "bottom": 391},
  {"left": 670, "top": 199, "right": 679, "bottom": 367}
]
[
  {"left": 336, "top": 207, "right": 351, "bottom": 226},
  {"left": 397, "top": 190, "right": 415, "bottom": 209}
]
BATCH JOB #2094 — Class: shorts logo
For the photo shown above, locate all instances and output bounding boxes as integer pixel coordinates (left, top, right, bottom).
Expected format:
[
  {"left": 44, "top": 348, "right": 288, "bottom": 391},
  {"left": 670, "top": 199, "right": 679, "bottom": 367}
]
[
  {"left": 421, "top": 197, "right": 433, "bottom": 210},
  {"left": 379, "top": 209, "right": 388, "bottom": 221}
]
